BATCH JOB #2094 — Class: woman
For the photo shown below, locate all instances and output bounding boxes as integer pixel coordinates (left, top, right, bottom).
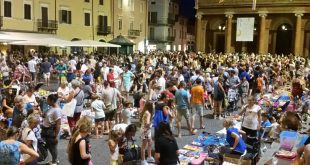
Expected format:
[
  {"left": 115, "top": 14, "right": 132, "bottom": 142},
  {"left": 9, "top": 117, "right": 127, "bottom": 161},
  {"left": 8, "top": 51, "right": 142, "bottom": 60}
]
[
  {"left": 23, "top": 86, "right": 38, "bottom": 107},
  {"left": 21, "top": 115, "right": 40, "bottom": 165},
  {"left": 2, "top": 88, "right": 16, "bottom": 117},
  {"left": 153, "top": 93, "right": 170, "bottom": 140},
  {"left": 291, "top": 74, "right": 303, "bottom": 104},
  {"left": 66, "top": 63, "right": 75, "bottom": 83},
  {"left": 118, "top": 124, "right": 137, "bottom": 154},
  {"left": 155, "top": 122, "right": 179, "bottom": 165},
  {"left": 67, "top": 122, "right": 92, "bottom": 165},
  {"left": 221, "top": 118, "right": 247, "bottom": 156},
  {"left": 213, "top": 76, "right": 225, "bottom": 119},
  {"left": 12, "top": 95, "right": 26, "bottom": 128},
  {"left": 41, "top": 94, "right": 61, "bottom": 165},
  {"left": 0, "top": 127, "right": 39, "bottom": 165},
  {"left": 57, "top": 81, "right": 70, "bottom": 99},
  {"left": 65, "top": 80, "right": 84, "bottom": 133},
  {"left": 237, "top": 96, "right": 262, "bottom": 140}
]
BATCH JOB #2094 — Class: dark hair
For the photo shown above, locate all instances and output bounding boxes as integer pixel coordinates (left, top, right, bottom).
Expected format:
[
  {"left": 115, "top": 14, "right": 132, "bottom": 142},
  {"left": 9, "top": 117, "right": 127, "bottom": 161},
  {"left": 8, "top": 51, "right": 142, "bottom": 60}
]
[
  {"left": 159, "top": 93, "right": 167, "bottom": 100},
  {"left": 196, "top": 78, "right": 202, "bottom": 84},
  {"left": 125, "top": 124, "right": 137, "bottom": 137},
  {"left": 6, "top": 126, "right": 19, "bottom": 137},
  {"left": 47, "top": 94, "right": 58, "bottom": 103},
  {"left": 158, "top": 121, "right": 175, "bottom": 141}
]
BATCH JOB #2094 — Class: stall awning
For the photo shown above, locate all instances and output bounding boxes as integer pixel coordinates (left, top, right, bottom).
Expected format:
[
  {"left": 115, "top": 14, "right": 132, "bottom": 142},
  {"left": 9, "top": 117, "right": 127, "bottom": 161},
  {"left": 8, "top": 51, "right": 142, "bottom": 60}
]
[
  {"left": 1, "top": 31, "right": 58, "bottom": 42},
  {"left": 71, "top": 40, "right": 121, "bottom": 47},
  {"left": 11, "top": 38, "right": 73, "bottom": 47}
]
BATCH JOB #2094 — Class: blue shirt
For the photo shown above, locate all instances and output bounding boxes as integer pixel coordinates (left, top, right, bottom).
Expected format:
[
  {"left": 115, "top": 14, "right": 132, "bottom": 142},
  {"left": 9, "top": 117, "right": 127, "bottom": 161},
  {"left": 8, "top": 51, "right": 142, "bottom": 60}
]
[
  {"left": 175, "top": 88, "right": 189, "bottom": 110},
  {"left": 226, "top": 127, "right": 247, "bottom": 153},
  {"left": 261, "top": 120, "right": 272, "bottom": 127},
  {"left": 239, "top": 71, "right": 251, "bottom": 82},
  {"left": 0, "top": 141, "right": 21, "bottom": 165}
]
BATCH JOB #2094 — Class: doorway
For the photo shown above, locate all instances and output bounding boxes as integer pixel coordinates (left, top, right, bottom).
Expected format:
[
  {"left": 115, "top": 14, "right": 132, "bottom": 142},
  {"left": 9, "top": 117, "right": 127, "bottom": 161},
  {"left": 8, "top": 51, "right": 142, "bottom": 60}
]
[{"left": 275, "top": 23, "right": 293, "bottom": 55}]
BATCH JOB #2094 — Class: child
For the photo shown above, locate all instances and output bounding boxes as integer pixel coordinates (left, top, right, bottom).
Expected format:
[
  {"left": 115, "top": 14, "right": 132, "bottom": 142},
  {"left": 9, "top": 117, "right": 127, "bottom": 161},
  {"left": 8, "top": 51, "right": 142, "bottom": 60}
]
[
  {"left": 91, "top": 95, "right": 106, "bottom": 139},
  {"left": 240, "top": 76, "right": 249, "bottom": 105},
  {"left": 140, "top": 102, "right": 155, "bottom": 164},
  {"left": 108, "top": 130, "right": 121, "bottom": 165},
  {"left": 121, "top": 102, "right": 133, "bottom": 125}
]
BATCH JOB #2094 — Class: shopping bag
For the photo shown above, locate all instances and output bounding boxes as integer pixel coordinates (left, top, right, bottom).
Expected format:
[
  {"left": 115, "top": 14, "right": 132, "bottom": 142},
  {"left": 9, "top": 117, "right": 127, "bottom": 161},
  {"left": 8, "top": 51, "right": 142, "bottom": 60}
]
[{"left": 62, "top": 99, "right": 77, "bottom": 117}]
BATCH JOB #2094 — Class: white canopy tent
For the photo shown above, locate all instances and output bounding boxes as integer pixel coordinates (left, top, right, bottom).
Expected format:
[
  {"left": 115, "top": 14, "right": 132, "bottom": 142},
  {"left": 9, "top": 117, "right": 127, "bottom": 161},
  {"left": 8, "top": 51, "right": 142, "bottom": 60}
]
[
  {"left": 0, "top": 33, "right": 25, "bottom": 42},
  {"left": 10, "top": 38, "right": 74, "bottom": 47},
  {"left": 70, "top": 40, "right": 121, "bottom": 47}
]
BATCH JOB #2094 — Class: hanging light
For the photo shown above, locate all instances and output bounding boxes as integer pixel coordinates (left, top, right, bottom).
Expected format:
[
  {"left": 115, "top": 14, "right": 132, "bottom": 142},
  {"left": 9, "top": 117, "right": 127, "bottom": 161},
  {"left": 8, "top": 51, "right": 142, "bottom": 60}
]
[{"left": 218, "top": 25, "right": 222, "bottom": 30}]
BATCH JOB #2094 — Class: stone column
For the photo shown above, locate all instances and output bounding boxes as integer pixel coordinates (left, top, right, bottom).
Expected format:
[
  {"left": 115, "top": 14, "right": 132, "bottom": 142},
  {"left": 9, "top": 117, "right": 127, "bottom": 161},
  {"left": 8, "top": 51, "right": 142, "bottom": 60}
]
[
  {"left": 259, "top": 13, "right": 267, "bottom": 54},
  {"left": 225, "top": 14, "right": 233, "bottom": 53},
  {"left": 294, "top": 13, "right": 303, "bottom": 56},
  {"left": 195, "top": 12, "right": 202, "bottom": 51}
]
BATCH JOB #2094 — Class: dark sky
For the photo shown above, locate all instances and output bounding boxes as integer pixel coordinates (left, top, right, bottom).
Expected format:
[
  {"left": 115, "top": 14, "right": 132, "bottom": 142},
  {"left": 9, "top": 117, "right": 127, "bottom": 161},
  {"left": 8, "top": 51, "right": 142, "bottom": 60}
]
[{"left": 179, "top": 0, "right": 195, "bottom": 19}]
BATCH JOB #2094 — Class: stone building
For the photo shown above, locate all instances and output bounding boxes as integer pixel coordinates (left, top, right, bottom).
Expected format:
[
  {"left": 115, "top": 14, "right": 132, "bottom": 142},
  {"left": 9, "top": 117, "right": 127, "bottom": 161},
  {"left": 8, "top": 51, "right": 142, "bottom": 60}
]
[{"left": 196, "top": 0, "right": 310, "bottom": 56}]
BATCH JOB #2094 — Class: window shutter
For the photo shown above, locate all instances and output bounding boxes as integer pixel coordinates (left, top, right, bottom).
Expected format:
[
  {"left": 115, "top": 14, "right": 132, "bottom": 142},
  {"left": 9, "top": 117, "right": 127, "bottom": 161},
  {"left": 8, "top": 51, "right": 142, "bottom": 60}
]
[
  {"left": 103, "top": 16, "right": 108, "bottom": 27},
  {"left": 68, "top": 11, "right": 72, "bottom": 24},
  {"left": 59, "top": 10, "right": 63, "bottom": 23}
]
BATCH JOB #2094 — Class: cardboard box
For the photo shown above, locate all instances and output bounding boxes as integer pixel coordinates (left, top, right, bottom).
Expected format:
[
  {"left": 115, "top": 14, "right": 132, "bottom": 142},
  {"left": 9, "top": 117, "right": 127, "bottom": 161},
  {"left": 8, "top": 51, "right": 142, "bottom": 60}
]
[{"left": 223, "top": 154, "right": 251, "bottom": 165}]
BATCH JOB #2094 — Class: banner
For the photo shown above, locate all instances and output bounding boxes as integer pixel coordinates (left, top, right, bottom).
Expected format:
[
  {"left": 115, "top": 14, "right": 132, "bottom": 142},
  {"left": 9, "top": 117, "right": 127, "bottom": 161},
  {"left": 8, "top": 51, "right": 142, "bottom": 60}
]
[{"left": 236, "top": 17, "right": 255, "bottom": 42}]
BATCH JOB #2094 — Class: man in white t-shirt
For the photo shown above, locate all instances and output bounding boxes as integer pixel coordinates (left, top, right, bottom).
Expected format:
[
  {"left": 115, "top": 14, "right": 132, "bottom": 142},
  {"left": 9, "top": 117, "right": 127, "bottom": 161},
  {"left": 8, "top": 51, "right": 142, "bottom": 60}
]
[
  {"left": 28, "top": 57, "right": 37, "bottom": 84},
  {"left": 68, "top": 57, "right": 77, "bottom": 71}
]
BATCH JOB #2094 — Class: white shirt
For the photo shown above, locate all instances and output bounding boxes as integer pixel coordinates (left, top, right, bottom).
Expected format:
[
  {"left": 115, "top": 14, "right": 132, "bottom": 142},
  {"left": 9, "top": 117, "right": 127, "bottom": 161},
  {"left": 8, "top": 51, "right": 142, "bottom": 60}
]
[
  {"left": 23, "top": 94, "right": 38, "bottom": 106},
  {"left": 112, "top": 123, "right": 128, "bottom": 133},
  {"left": 22, "top": 128, "right": 38, "bottom": 152},
  {"left": 68, "top": 59, "right": 77, "bottom": 71},
  {"left": 163, "top": 57, "right": 167, "bottom": 64},
  {"left": 157, "top": 76, "right": 166, "bottom": 92},
  {"left": 91, "top": 99, "right": 105, "bottom": 119},
  {"left": 28, "top": 59, "right": 37, "bottom": 73},
  {"left": 113, "top": 66, "right": 123, "bottom": 79},
  {"left": 100, "top": 67, "right": 109, "bottom": 81},
  {"left": 242, "top": 104, "right": 261, "bottom": 130}
]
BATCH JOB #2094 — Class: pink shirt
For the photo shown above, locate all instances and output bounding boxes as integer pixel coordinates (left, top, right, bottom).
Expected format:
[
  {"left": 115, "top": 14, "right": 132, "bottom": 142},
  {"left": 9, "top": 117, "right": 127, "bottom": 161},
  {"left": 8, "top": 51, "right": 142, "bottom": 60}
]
[{"left": 139, "top": 98, "right": 146, "bottom": 113}]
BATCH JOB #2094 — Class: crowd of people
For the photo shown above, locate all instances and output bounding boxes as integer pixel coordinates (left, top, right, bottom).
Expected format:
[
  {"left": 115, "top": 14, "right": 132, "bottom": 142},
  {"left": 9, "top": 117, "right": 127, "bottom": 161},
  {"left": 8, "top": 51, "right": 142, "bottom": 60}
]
[{"left": 0, "top": 50, "right": 309, "bottom": 165}]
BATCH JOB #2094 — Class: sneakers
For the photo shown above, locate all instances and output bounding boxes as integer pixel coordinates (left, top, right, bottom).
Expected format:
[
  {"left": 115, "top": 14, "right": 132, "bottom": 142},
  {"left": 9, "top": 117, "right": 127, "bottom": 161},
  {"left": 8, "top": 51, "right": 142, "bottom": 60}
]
[
  {"left": 141, "top": 160, "right": 149, "bottom": 165},
  {"left": 147, "top": 157, "right": 155, "bottom": 163}
]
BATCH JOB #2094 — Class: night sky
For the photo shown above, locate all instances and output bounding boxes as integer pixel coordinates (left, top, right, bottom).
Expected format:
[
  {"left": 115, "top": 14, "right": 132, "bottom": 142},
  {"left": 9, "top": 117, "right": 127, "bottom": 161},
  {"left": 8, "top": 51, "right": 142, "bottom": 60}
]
[{"left": 180, "top": 0, "right": 195, "bottom": 19}]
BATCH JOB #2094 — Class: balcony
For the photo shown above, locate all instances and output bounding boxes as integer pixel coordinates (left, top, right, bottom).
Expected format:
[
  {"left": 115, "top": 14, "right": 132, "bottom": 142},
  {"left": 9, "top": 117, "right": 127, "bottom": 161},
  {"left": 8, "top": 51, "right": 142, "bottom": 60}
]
[
  {"left": 167, "top": 36, "right": 175, "bottom": 41},
  {"left": 128, "top": 29, "right": 141, "bottom": 38},
  {"left": 97, "top": 26, "right": 111, "bottom": 36},
  {"left": 37, "top": 19, "right": 58, "bottom": 33},
  {"left": 149, "top": 36, "right": 175, "bottom": 43},
  {"left": 149, "top": 19, "right": 175, "bottom": 26}
]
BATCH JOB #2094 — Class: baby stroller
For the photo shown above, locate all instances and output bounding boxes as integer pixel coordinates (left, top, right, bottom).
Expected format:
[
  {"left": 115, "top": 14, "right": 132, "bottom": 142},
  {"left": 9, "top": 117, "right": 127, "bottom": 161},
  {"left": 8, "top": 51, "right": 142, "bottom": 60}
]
[{"left": 225, "top": 88, "right": 239, "bottom": 116}]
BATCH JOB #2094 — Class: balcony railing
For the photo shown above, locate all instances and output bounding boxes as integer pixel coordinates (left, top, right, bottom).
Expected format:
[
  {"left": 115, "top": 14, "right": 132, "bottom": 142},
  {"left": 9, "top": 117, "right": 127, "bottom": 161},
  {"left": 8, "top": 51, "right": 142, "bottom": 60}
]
[
  {"left": 37, "top": 19, "right": 58, "bottom": 33},
  {"left": 149, "top": 36, "right": 175, "bottom": 42},
  {"left": 149, "top": 19, "right": 175, "bottom": 25},
  {"left": 128, "top": 29, "right": 141, "bottom": 37},
  {"left": 97, "top": 26, "right": 111, "bottom": 35}
]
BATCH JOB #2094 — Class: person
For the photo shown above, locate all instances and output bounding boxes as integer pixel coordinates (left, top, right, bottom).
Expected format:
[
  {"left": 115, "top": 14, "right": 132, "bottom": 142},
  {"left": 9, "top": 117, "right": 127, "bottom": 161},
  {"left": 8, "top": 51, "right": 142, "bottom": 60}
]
[
  {"left": 23, "top": 86, "right": 39, "bottom": 107},
  {"left": 12, "top": 95, "right": 27, "bottom": 128},
  {"left": 155, "top": 122, "right": 179, "bottom": 165},
  {"left": 91, "top": 95, "right": 105, "bottom": 139},
  {"left": 190, "top": 78, "right": 205, "bottom": 129},
  {"left": 213, "top": 76, "right": 225, "bottom": 119},
  {"left": 55, "top": 61, "right": 67, "bottom": 84},
  {"left": 261, "top": 113, "right": 272, "bottom": 128},
  {"left": 153, "top": 93, "right": 170, "bottom": 140},
  {"left": 0, "top": 61, "right": 10, "bottom": 81},
  {"left": 67, "top": 122, "right": 92, "bottom": 165},
  {"left": 240, "top": 76, "right": 249, "bottom": 105},
  {"left": 237, "top": 96, "right": 262, "bottom": 141},
  {"left": 0, "top": 127, "right": 39, "bottom": 165},
  {"left": 41, "top": 94, "right": 61, "bottom": 165},
  {"left": 118, "top": 124, "right": 137, "bottom": 154},
  {"left": 41, "top": 58, "right": 51, "bottom": 87},
  {"left": 121, "top": 65, "right": 135, "bottom": 100},
  {"left": 140, "top": 102, "right": 155, "bottom": 165},
  {"left": 221, "top": 118, "right": 247, "bottom": 156},
  {"left": 65, "top": 79, "right": 84, "bottom": 133},
  {"left": 2, "top": 88, "right": 16, "bottom": 117},
  {"left": 21, "top": 115, "right": 40, "bottom": 165},
  {"left": 175, "top": 81, "right": 195, "bottom": 137},
  {"left": 28, "top": 56, "right": 37, "bottom": 85},
  {"left": 121, "top": 102, "right": 133, "bottom": 125},
  {"left": 108, "top": 130, "right": 122, "bottom": 165}
]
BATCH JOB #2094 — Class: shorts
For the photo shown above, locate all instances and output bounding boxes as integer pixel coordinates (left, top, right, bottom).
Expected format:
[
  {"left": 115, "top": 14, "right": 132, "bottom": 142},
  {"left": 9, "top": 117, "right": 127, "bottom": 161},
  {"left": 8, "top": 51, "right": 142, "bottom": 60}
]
[
  {"left": 30, "top": 72, "right": 36, "bottom": 80},
  {"left": 95, "top": 117, "right": 105, "bottom": 123},
  {"left": 141, "top": 128, "right": 151, "bottom": 139},
  {"left": 241, "top": 126, "right": 257, "bottom": 138},
  {"left": 177, "top": 108, "right": 190, "bottom": 121},
  {"left": 67, "top": 112, "right": 81, "bottom": 128},
  {"left": 123, "top": 84, "right": 131, "bottom": 92},
  {"left": 191, "top": 104, "right": 204, "bottom": 117},
  {"left": 43, "top": 72, "right": 50, "bottom": 79},
  {"left": 104, "top": 109, "right": 116, "bottom": 121}
]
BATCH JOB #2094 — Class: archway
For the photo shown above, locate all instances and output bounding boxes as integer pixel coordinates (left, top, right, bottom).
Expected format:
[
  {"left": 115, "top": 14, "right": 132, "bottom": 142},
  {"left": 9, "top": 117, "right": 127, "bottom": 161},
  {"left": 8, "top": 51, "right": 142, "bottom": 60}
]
[
  {"left": 275, "top": 23, "right": 293, "bottom": 55},
  {"left": 215, "top": 23, "right": 226, "bottom": 53},
  {"left": 71, "top": 38, "right": 82, "bottom": 54}
]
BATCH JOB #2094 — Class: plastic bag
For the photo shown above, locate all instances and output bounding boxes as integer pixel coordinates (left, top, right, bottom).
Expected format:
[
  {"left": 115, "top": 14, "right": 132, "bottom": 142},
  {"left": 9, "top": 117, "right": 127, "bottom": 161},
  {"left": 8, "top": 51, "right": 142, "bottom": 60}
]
[{"left": 62, "top": 99, "right": 77, "bottom": 117}]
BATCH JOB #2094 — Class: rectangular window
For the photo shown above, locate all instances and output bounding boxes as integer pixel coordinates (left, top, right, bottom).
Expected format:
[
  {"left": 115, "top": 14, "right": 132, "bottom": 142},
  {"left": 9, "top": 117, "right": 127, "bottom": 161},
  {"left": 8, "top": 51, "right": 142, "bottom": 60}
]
[
  {"left": 85, "top": 0, "right": 90, "bottom": 2},
  {"left": 118, "top": 19, "right": 122, "bottom": 30},
  {"left": 118, "top": 0, "right": 122, "bottom": 9},
  {"left": 150, "top": 12, "right": 157, "bottom": 23},
  {"left": 60, "top": 10, "right": 71, "bottom": 24},
  {"left": 41, "top": 7, "right": 48, "bottom": 27},
  {"left": 84, "top": 13, "right": 90, "bottom": 26},
  {"left": 24, "top": 4, "right": 31, "bottom": 20},
  {"left": 130, "top": 21, "right": 133, "bottom": 30},
  {"left": 99, "top": 0, "right": 104, "bottom": 5},
  {"left": 98, "top": 15, "right": 107, "bottom": 27},
  {"left": 4, "top": 1, "right": 12, "bottom": 17}
]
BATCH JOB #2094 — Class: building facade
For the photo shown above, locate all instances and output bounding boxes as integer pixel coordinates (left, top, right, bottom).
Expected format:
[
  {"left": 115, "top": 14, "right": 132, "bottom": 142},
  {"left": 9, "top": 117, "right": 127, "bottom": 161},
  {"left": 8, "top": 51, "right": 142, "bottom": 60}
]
[
  {"left": 148, "top": 0, "right": 178, "bottom": 51},
  {"left": 112, "top": 0, "right": 148, "bottom": 53},
  {"left": 196, "top": 0, "right": 310, "bottom": 56}
]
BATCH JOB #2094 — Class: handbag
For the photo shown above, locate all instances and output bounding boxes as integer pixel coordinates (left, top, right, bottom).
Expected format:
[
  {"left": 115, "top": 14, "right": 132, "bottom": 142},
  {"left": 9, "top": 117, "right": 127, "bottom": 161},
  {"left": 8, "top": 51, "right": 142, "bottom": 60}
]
[{"left": 121, "top": 140, "right": 141, "bottom": 163}]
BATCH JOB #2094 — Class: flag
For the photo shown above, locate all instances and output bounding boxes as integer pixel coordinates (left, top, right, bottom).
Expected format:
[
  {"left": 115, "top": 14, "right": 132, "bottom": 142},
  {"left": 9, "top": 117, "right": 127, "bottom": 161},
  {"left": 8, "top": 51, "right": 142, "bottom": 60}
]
[
  {"left": 219, "top": 0, "right": 224, "bottom": 3},
  {"left": 252, "top": 0, "right": 257, "bottom": 10}
]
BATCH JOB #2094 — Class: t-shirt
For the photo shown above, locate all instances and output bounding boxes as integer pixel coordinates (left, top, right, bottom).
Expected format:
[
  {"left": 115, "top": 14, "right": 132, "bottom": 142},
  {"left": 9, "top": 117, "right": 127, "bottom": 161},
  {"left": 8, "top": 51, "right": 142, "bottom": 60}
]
[
  {"left": 41, "top": 62, "right": 51, "bottom": 73},
  {"left": 28, "top": 59, "right": 37, "bottom": 73},
  {"left": 0, "top": 141, "right": 21, "bottom": 165},
  {"left": 190, "top": 85, "right": 204, "bottom": 104},
  {"left": 83, "top": 85, "right": 93, "bottom": 99},
  {"left": 175, "top": 88, "right": 189, "bottom": 110},
  {"left": 112, "top": 123, "right": 128, "bottom": 133},
  {"left": 102, "top": 87, "right": 120, "bottom": 110},
  {"left": 122, "top": 71, "right": 134, "bottom": 86},
  {"left": 261, "top": 120, "right": 272, "bottom": 127},
  {"left": 242, "top": 104, "right": 261, "bottom": 130},
  {"left": 91, "top": 99, "right": 105, "bottom": 119},
  {"left": 226, "top": 127, "right": 246, "bottom": 153},
  {"left": 155, "top": 137, "right": 179, "bottom": 165},
  {"left": 43, "top": 107, "right": 61, "bottom": 127}
]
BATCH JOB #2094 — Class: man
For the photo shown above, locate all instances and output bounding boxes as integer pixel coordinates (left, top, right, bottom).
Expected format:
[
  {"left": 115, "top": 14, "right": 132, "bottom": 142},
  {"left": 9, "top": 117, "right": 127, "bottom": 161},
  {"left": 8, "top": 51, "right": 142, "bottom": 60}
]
[
  {"left": 156, "top": 70, "right": 166, "bottom": 92},
  {"left": 190, "top": 70, "right": 205, "bottom": 86},
  {"left": 107, "top": 68, "right": 115, "bottom": 88},
  {"left": 28, "top": 56, "right": 37, "bottom": 85},
  {"left": 121, "top": 65, "right": 135, "bottom": 100},
  {"left": 41, "top": 58, "right": 52, "bottom": 87},
  {"left": 190, "top": 79, "right": 205, "bottom": 129},
  {"left": 175, "top": 81, "right": 196, "bottom": 137}
]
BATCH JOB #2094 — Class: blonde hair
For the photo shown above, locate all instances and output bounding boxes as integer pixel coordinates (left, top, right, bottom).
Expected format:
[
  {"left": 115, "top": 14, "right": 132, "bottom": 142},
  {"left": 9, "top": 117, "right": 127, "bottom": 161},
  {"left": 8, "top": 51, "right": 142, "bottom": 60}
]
[
  {"left": 224, "top": 118, "right": 234, "bottom": 127},
  {"left": 27, "top": 114, "right": 39, "bottom": 124}
]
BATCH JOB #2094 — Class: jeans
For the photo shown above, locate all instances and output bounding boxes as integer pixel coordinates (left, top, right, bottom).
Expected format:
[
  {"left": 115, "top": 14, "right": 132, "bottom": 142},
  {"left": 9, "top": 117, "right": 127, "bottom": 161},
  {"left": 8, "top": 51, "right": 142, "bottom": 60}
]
[{"left": 45, "top": 137, "right": 58, "bottom": 163}]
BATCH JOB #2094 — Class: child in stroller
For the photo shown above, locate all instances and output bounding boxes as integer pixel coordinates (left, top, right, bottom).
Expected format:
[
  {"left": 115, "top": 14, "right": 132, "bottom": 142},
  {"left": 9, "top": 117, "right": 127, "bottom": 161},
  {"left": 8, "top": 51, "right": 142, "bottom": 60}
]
[{"left": 225, "top": 88, "right": 239, "bottom": 116}]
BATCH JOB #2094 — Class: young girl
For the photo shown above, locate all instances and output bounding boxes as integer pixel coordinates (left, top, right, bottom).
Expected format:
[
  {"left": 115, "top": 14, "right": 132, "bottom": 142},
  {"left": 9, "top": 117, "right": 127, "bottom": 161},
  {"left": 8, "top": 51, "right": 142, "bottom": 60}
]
[
  {"left": 91, "top": 95, "right": 106, "bottom": 139},
  {"left": 140, "top": 102, "right": 155, "bottom": 164},
  {"left": 108, "top": 130, "right": 121, "bottom": 165}
]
